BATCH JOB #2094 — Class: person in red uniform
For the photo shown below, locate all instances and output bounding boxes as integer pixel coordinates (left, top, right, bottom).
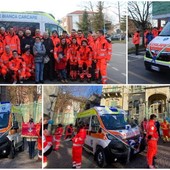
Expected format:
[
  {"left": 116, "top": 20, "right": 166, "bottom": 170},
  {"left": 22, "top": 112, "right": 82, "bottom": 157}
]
[
  {"left": 5, "top": 27, "right": 21, "bottom": 54},
  {"left": 53, "top": 123, "right": 63, "bottom": 151},
  {"left": 51, "top": 30, "right": 60, "bottom": 59},
  {"left": 95, "top": 30, "right": 110, "bottom": 84},
  {"left": 33, "top": 29, "right": 42, "bottom": 39},
  {"left": 36, "top": 118, "right": 42, "bottom": 161},
  {"left": 22, "top": 48, "right": 35, "bottom": 79},
  {"left": 76, "top": 30, "right": 84, "bottom": 45},
  {"left": 9, "top": 50, "right": 26, "bottom": 84},
  {"left": 61, "top": 30, "right": 71, "bottom": 45},
  {"left": 67, "top": 38, "right": 80, "bottom": 80},
  {"left": 65, "top": 124, "right": 73, "bottom": 140},
  {"left": 55, "top": 52, "right": 68, "bottom": 83},
  {"left": 43, "top": 114, "right": 53, "bottom": 168},
  {"left": 77, "top": 39, "right": 92, "bottom": 82},
  {"left": 146, "top": 114, "right": 159, "bottom": 169},
  {"left": 72, "top": 121, "right": 86, "bottom": 168},
  {"left": 132, "top": 30, "right": 140, "bottom": 55},
  {"left": 69, "top": 29, "right": 77, "bottom": 41},
  {"left": 152, "top": 27, "right": 158, "bottom": 38},
  {"left": 0, "top": 45, "right": 12, "bottom": 80},
  {"left": 0, "top": 38, "right": 4, "bottom": 56},
  {"left": 0, "top": 27, "right": 7, "bottom": 43},
  {"left": 161, "top": 119, "right": 169, "bottom": 142}
]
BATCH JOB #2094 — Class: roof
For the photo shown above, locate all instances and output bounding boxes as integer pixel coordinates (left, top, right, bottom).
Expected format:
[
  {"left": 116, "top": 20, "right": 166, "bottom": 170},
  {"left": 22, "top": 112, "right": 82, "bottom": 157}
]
[{"left": 68, "top": 10, "right": 95, "bottom": 15}]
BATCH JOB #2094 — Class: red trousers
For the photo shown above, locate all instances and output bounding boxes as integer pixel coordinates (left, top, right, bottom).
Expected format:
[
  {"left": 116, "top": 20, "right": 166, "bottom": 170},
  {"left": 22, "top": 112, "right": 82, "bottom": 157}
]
[
  {"left": 72, "top": 146, "right": 83, "bottom": 168},
  {"left": 96, "top": 58, "right": 107, "bottom": 84},
  {"left": 162, "top": 129, "right": 169, "bottom": 138},
  {"left": 147, "top": 140, "right": 157, "bottom": 166},
  {"left": 54, "top": 135, "right": 61, "bottom": 150}
]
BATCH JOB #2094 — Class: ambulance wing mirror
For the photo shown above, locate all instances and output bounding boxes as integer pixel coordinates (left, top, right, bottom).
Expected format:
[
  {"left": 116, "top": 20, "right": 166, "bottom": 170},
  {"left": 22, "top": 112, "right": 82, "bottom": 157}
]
[{"left": 13, "top": 121, "right": 19, "bottom": 130}]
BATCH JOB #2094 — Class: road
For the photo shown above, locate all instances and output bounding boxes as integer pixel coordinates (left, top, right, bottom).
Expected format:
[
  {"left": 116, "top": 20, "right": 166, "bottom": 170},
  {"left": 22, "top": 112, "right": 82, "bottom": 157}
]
[
  {"left": 0, "top": 141, "right": 41, "bottom": 169},
  {"left": 0, "top": 43, "right": 126, "bottom": 84},
  {"left": 46, "top": 137, "right": 170, "bottom": 168},
  {"left": 128, "top": 51, "right": 170, "bottom": 84}
]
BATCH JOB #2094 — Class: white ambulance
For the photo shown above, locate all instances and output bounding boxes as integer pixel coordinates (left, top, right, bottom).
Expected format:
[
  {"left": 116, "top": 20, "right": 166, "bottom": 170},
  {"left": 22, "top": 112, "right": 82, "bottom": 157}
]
[
  {"left": 75, "top": 106, "right": 145, "bottom": 167},
  {"left": 0, "top": 11, "right": 64, "bottom": 35},
  {"left": 144, "top": 22, "right": 170, "bottom": 72}
]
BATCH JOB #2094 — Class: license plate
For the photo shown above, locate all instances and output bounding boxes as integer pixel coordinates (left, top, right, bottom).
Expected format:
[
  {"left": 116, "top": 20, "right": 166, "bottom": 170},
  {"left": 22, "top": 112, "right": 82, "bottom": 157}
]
[{"left": 151, "top": 65, "right": 160, "bottom": 71}]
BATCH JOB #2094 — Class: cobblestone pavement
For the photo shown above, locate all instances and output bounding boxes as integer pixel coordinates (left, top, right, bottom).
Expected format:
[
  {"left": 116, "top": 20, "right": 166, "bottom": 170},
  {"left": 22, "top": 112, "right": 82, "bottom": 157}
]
[{"left": 46, "top": 137, "right": 170, "bottom": 168}]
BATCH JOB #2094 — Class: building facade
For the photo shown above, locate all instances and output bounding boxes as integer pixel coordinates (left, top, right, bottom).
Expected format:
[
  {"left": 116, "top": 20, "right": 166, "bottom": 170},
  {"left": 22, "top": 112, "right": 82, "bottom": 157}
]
[{"left": 101, "top": 85, "right": 170, "bottom": 124}]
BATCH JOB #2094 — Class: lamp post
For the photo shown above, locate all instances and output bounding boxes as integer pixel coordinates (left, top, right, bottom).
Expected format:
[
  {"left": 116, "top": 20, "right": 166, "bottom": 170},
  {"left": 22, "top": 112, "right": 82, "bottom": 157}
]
[{"left": 48, "top": 94, "right": 57, "bottom": 131}]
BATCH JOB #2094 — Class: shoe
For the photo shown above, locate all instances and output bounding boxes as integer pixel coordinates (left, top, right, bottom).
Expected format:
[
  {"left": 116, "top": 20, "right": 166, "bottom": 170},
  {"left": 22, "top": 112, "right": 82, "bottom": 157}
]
[
  {"left": 13, "top": 80, "right": 17, "bottom": 84},
  {"left": 40, "top": 80, "right": 44, "bottom": 84},
  {"left": 35, "top": 81, "right": 39, "bottom": 84},
  {"left": 61, "top": 79, "right": 65, "bottom": 83},
  {"left": 20, "top": 80, "right": 23, "bottom": 84},
  {"left": 149, "top": 165, "right": 155, "bottom": 169},
  {"left": 43, "top": 162, "right": 47, "bottom": 168},
  {"left": 65, "top": 79, "right": 68, "bottom": 83}
]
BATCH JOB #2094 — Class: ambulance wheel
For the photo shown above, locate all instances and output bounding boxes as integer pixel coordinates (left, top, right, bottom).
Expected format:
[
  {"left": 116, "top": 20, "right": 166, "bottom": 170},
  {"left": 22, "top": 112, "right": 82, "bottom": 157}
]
[
  {"left": 8, "top": 142, "right": 15, "bottom": 159},
  {"left": 95, "top": 147, "right": 107, "bottom": 168}
]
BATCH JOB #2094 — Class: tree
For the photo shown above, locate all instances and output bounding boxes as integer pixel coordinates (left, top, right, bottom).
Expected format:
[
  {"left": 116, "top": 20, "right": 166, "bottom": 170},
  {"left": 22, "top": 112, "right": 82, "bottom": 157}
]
[
  {"left": 120, "top": 15, "right": 126, "bottom": 33},
  {"left": 77, "top": 10, "right": 90, "bottom": 36},
  {"left": 93, "top": 1, "right": 104, "bottom": 32},
  {"left": 128, "top": 1, "right": 152, "bottom": 46}
]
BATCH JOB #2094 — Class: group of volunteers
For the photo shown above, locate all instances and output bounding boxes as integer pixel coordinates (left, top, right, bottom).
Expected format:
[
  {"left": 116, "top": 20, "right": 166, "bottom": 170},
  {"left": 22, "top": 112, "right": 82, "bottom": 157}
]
[
  {"left": 141, "top": 115, "right": 170, "bottom": 169},
  {"left": 42, "top": 115, "right": 86, "bottom": 169},
  {"left": 0, "top": 26, "right": 112, "bottom": 84},
  {"left": 132, "top": 26, "right": 163, "bottom": 55}
]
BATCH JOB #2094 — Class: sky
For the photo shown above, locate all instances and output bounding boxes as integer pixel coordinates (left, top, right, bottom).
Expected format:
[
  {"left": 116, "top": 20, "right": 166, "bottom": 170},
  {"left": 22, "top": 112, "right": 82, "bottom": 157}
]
[{"left": 0, "top": 0, "right": 126, "bottom": 24}]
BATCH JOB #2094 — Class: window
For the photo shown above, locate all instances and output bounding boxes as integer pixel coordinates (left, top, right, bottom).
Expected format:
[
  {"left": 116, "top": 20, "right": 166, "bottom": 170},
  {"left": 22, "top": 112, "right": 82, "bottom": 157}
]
[
  {"left": 91, "top": 116, "right": 100, "bottom": 132},
  {"left": 75, "top": 117, "right": 90, "bottom": 129},
  {"left": 45, "top": 23, "right": 64, "bottom": 36},
  {"left": 0, "top": 21, "right": 39, "bottom": 36},
  {"left": 0, "top": 112, "right": 10, "bottom": 129}
]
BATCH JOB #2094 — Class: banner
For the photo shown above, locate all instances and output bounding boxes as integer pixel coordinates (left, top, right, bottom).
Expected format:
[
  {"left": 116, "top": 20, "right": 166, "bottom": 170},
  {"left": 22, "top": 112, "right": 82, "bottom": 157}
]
[{"left": 21, "top": 122, "right": 38, "bottom": 138}]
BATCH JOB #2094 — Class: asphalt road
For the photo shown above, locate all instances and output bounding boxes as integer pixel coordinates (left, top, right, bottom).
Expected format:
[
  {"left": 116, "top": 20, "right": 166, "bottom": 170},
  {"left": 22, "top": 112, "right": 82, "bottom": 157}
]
[
  {"left": 0, "top": 140, "right": 41, "bottom": 169},
  {"left": 0, "top": 43, "right": 126, "bottom": 85},
  {"left": 128, "top": 51, "right": 170, "bottom": 84},
  {"left": 46, "top": 137, "right": 170, "bottom": 168}
]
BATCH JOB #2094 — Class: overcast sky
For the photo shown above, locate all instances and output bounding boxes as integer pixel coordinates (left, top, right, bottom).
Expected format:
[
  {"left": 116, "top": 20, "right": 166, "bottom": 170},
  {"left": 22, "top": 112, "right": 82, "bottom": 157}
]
[{"left": 0, "top": 0, "right": 126, "bottom": 24}]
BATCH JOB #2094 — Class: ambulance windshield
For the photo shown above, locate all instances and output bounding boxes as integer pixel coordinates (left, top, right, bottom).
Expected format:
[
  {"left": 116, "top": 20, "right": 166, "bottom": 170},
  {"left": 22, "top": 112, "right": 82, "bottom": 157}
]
[
  {"left": 0, "top": 112, "right": 10, "bottom": 129},
  {"left": 159, "top": 22, "right": 170, "bottom": 36},
  {"left": 101, "top": 114, "right": 128, "bottom": 130}
]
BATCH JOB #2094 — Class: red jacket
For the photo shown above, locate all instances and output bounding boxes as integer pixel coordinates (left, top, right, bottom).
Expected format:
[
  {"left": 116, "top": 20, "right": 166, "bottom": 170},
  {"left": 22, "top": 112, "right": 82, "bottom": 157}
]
[
  {"left": 77, "top": 46, "right": 92, "bottom": 61},
  {"left": 67, "top": 44, "right": 79, "bottom": 62},
  {"left": 95, "top": 36, "right": 109, "bottom": 60},
  {"left": 146, "top": 120, "right": 158, "bottom": 141},
  {"left": 5, "top": 33, "right": 21, "bottom": 54},
  {"left": 56, "top": 57, "right": 67, "bottom": 70},
  {"left": 72, "top": 128, "right": 86, "bottom": 145},
  {"left": 22, "top": 53, "right": 34, "bottom": 69},
  {"left": 55, "top": 127, "right": 63, "bottom": 136},
  {"left": 133, "top": 32, "right": 140, "bottom": 45}
]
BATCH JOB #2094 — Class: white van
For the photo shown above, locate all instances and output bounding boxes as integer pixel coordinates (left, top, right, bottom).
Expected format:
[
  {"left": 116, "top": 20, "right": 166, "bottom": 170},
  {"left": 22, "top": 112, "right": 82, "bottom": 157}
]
[
  {"left": 0, "top": 11, "right": 64, "bottom": 35},
  {"left": 0, "top": 102, "right": 24, "bottom": 159},
  {"left": 144, "top": 22, "right": 170, "bottom": 72},
  {"left": 75, "top": 106, "right": 145, "bottom": 167}
]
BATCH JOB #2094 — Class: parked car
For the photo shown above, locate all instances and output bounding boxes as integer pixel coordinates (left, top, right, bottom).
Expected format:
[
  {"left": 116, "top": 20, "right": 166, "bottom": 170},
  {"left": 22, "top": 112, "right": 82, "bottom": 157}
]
[{"left": 111, "top": 34, "right": 125, "bottom": 41}]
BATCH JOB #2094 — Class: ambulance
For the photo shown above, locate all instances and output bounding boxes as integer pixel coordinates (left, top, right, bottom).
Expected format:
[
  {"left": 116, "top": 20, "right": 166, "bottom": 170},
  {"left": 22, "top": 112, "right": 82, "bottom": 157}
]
[
  {"left": 144, "top": 22, "right": 170, "bottom": 72},
  {"left": 0, "top": 11, "right": 64, "bottom": 35},
  {"left": 75, "top": 106, "right": 145, "bottom": 167},
  {"left": 0, "top": 102, "right": 24, "bottom": 159}
]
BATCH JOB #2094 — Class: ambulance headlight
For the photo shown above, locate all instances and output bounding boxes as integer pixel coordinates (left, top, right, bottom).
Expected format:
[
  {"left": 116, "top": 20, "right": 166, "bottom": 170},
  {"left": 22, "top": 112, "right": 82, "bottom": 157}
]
[{"left": 107, "top": 134, "right": 122, "bottom": 141}]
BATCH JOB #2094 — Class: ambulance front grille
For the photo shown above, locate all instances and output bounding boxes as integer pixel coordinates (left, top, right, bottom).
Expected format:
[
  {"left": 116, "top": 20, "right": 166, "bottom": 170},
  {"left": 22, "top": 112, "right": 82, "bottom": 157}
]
[{"left": 146, "top": 51, "right": 170, "bottom": 62}]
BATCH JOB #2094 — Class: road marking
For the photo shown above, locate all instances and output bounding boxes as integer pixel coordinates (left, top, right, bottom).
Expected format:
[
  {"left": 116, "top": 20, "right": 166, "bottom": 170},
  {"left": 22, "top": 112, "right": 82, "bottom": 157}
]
[
  {"left": 121, "top": 73, "right": 126, "bottom": 76},
  {"left": 128, "top": 55, "right": 144, "bottom": 59},
  {"left": 114, "top": 53, "right": 126, "bottom": 56},
  {"left": 107, "top": 77, "right": 123, "bottom": 84},
  {"left": 128, "top": 71, "right": 158, "bottom": 84},
  {"left": 112, "top": 67, "right": 119, "bottom": 71},
  {"left": 128, "top": 58, "right": 143, "bottom": 63}
]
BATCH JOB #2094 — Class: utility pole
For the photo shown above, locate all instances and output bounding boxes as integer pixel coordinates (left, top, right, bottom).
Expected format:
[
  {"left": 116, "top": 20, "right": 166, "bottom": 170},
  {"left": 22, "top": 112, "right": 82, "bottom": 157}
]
[{"left": 118, "top": 1, "right": 122, "bottom": 41}]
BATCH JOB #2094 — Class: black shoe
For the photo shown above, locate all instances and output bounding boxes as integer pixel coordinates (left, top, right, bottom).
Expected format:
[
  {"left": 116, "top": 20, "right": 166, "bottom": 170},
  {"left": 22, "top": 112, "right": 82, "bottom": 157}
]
[
  {"left": 40, "top": 80, "right": 44, "bottom": 84},
  {"left": 35, "top": 81, "right": 39, "bottom": 84}
]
